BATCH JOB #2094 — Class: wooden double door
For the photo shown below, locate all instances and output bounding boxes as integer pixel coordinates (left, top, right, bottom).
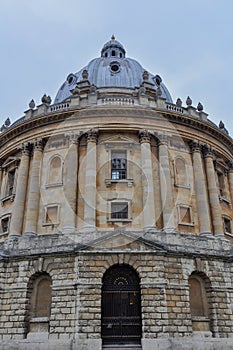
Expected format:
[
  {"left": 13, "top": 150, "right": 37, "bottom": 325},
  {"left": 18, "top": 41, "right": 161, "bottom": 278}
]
[{"left": 101, "top": 264, "right": 142, "bottom": 345}]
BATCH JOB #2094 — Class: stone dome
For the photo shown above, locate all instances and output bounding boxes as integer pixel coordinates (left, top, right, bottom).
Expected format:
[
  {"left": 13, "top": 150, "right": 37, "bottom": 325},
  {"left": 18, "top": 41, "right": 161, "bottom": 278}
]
[{"left": 54, "top": 37, "right": 173, "bottom": 104}]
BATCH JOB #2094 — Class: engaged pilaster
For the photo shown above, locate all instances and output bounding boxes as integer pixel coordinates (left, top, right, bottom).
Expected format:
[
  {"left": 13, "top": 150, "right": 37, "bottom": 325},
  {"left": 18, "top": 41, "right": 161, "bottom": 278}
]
[
  {"left": 189, "top": 141, "right": 212, "bottom": 234},
  {"left": 24, "top": 139, "right": 43, "bottom": 235},
  {"left": 139, "top": 129, "right": 156, "bottom": 230},
  {"left": 158, "top": 133, "right": 175, "bottom": 230},
  {"left": 63, "top": 133, "right": 79, "bottom": 234},
  {"left": 10, "top": 143, "right": 30, "bottom": 236},
  {"left": 203, "top": 145, "right": 224, "bottom": 236},
  {"left": 82, "top": 129, "right": 98, "bottom": 232},
  {"left": 227, "top": 162, "right": 233, "bottom": 204}
]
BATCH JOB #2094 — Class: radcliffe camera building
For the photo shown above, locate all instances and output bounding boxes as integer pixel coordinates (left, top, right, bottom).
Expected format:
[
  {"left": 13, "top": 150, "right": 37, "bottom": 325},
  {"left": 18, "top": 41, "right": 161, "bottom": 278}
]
[{"left": 0, "top": 36, "right": 233, "bottom": 350}]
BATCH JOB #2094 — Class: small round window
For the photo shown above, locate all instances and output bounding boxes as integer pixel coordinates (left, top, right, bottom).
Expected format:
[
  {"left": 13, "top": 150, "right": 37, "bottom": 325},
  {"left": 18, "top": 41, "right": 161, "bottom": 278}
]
[
  {"left": 67, "top": 74, "right": 76, "bottom": 85},
  {"left": 110, "top": 62, "right": 120, "bottom": 73}
]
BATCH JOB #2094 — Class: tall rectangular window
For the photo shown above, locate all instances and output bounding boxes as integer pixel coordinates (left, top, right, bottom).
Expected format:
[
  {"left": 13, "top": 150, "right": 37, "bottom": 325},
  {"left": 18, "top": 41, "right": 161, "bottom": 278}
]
[
  {"left": 223, "top": 218, "right": 231, "bottom": 233},
  {"left": 217, "top": 172, "right": 224, "bottom": 196},
  {"left": 6, "top": 169, "right": 15, "bottom": 197},
  {"left": 111, "top": 151, "right": 127, "bottom": 180},
  {"left": 45, "top": 206, "right": 59, "bottom": 225},
  {"left": 111, "top": 202, "right": 128, "bottom": 220},
  {"left": 1, "top": 217, "right": 9, "bottom": 233}
]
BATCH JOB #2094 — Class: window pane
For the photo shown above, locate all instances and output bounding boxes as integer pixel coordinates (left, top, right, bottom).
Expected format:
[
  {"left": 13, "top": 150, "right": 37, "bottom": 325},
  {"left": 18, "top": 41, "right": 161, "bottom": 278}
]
[
  {"left": 175, "top": 158, "right": 187, "bottom": 186},
  {"left": 7, "top": 170, "right": 15, "bottom": 196},
  {"left": 224, "top": 218, "right": 231, "bottom": 233},
  {"left": 111, "top": 151, "right": 127, "bottom": 180},
  {"left": 46, "top": 206, "right": 58, "bottom": 223},
  {"left": 1, "top": 218, "right": 9, "bottom": 233},
  {"left": 111, "top": 203, "right": 128, "bottom": 219},
  {"left": 180, "top": 207, "right": 191, "bottom": 223}
]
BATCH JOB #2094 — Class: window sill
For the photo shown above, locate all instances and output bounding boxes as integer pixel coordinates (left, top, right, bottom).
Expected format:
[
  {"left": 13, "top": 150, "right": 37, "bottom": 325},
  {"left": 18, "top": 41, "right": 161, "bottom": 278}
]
[
  {"left": 224, "top": 231, "right": 233, "bottom": 238},
  {"left": 45, "top": 183, "right": 63, "bottom": 189},
  {"left": 105, "top": 179, "right": 133, "bottom": 187},
  {"left": 178, "top": 222, "right": 194, "bottom": 227},
  {"left": 1, "top": 194, "right": 15, "bottom": 205},
  {"left": 42, "top": 222, "right": 60, "bottom": 227},
  {"left": 107, "top": 218, "right": 132, "bottom": 223},
  {"left": 219, "top": 196, "right": 231, "bottom": 205},
  {"left": 174, "top": 184, "right": 190, "bottom": 189}
]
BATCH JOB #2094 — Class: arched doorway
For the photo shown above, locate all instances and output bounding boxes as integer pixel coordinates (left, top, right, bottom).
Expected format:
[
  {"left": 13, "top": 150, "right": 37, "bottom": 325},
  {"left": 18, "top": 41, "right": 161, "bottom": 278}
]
[{"left": 101, "top": 264, "right": 142, "bottom": 345}]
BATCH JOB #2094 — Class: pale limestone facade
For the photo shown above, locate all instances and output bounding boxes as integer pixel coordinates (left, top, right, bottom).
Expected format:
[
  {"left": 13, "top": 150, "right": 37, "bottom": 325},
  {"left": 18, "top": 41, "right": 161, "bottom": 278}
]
[{"left": 0, "top": 38, "right": 233, "bottom": 349}]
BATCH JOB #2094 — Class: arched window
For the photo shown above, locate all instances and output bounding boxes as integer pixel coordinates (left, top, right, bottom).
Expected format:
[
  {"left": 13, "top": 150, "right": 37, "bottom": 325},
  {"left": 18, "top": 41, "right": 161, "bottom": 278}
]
[
  {"left": 188, "top": 273, "right": 212, "bottom": 335},
  {"left": 26, "top": 273, "right": 52, "bottom": 337},
  {"left": 48, "top": 156, "right": 62, "bottom": 185},
  {"left": 174, "top": 157, "right": 188, "bottom": 187}
]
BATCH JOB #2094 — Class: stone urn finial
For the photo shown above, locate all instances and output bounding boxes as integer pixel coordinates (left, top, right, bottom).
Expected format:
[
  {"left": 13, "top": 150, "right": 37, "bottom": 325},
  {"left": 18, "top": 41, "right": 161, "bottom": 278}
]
[
  {"left": 4, "top": 117, "right": 11, "bottom": 127},
  {"left": 143, "top": 70, "right": 149, "bottom": 81},
  {"left": 197, "top": 102, "right": 203, "bottom": 111},
  {"left": 41, "top": 94, "right": 47, "bottom": 103},
  {"left": 29, "top": 99, "right": 35, "bottom": 109},
  {"left": 176, "top": 98, "right": 182, "bottom": 107},
  {"left": 186, "top": 96, "right": 192, "bottom": 106},
  {"left": 82, "top": 69, "right": 88, "bottom": 80}
]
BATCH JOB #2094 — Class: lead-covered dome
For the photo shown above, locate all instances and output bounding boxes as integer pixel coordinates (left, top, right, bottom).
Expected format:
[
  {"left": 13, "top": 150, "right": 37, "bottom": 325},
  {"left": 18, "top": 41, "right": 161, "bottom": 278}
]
[{"left": 54, "top": 37, "right": 173, "bottom": 104}]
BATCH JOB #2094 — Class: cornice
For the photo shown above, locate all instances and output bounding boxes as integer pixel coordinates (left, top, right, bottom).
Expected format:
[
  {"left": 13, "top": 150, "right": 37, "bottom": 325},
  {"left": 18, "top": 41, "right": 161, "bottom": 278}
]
[{"left": 0, "top": 106, "right": 232, "bottom": 156}]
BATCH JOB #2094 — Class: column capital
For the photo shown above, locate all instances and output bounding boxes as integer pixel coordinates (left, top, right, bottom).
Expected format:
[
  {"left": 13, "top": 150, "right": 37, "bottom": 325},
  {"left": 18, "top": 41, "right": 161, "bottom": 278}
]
[
  {"left": 20, "top": 142, "right": 31, "bottom": 156},
  {"left": 157, "top": 132, "right": 170, "bottom": 146},
  {"left": 139, "top": 129, "right": 151, "bottom": 144},
  {"left": 189, "top": 140, "right": 202, "bottom": 153},
  {"left": 31, "top": 138, "right": 44, "bottom": 152},
  {"left": 87, "top": 129, "right": 98, "bottom": 143},
  {"left": 202, "top": 144, "right": 214, "bottom": 158},
  {"left": 227, "top": 161, "right": 233, "bottom": 173},
  {"left": 65, "top": 131, "right": 81, "bottom": 145}
]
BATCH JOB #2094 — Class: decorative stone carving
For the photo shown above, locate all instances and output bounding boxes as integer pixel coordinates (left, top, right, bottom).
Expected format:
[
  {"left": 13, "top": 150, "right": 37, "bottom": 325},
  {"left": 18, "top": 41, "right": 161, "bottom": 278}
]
[
  {"left": 219, "top": 120, "right": 229, "bottom": 135},
  {"left": 202, "top": 144, "right": 214, "bottom": 158},
  {"left": 189, "top": 140, "right": 202, "bottom": 153},
  {"left": 176, "top": 98, "right": 182, "bottom": 107},
  {"left": 32, "top": 139, "right": 44, "bottom": 152},
  {"left": 66, "top": 132, "right": 80, "bottom": 145},
  {"left": 186, "top": 96, "right": 192, "bottom": 106},
  {"left": 41, "top": 94, "right": 52, "bottom": 104},
  {"left": 21, "top": 142, "right": 30, "bottom": 156},
  {"left": 197, "top": 102, "right": 203, "bottom": 111},
  {"left": 139, "top": 129, "right": 151, "bottom": 144},
  {"left": 87, "top": 129, "right": 98, "bottom": 143},
  {"left": 82, "top": 69, "right": 88, "bottom": 80},
  {"left": 29, "top": 99, "right": 35, "bottom": 109},
  {"left": 142, "top": 70, "right": 149, "bottom": 81}
]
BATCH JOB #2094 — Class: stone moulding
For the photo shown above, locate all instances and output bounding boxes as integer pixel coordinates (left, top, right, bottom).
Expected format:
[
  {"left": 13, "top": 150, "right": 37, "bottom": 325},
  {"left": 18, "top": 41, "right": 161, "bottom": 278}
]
[{"left": 0, "top": 106, "right": 232, "bottom": 153}]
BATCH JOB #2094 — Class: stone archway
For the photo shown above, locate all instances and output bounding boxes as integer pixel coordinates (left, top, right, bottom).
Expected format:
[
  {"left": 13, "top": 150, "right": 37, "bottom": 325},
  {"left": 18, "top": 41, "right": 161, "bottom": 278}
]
[{"left": 101, "top": 264, "right": 142, "bottom": 346}]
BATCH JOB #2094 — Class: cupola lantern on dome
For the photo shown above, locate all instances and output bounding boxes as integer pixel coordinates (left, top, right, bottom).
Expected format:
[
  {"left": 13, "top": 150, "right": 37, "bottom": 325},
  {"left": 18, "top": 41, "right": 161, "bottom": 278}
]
[{"left": 54, "top": 37, "right": 173, "bottom": 104}]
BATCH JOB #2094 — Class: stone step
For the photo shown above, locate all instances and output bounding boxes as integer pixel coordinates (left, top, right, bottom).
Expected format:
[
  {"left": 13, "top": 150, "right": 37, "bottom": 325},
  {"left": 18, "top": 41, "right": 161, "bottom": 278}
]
[{"left": 103, "top": 346, "right": 142, "bottom": 350}]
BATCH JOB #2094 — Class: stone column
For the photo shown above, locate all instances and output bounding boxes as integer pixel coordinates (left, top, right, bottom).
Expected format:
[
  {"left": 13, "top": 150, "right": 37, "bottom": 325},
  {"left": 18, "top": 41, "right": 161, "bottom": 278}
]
[
  {"left": 63, "top": 133, "right": 79, "bottom": 234},
  {"left": 227, "top": 162, "right": 233, "bottom": 204},
  {"left": 10, "top": 143, "right": 30, "bottom": 236},
  {"left": 0, "top": 164, "right": 3, "bottom": 198},
  {"left": 82, "top": 129, "right": 98, "bottom": 232},
  {"left": 158, "top": 133, "right": 175, "bottom": 230},
  {"left": 139, "top": 130, "right": 156, "bottom": 230},
  {"left": 24, "top": 139, "right": 43, "bottom": 235},
  {"left": 203, "top": 145, "right": 224, "bottom": 236},
  {"left": 189, "top": 141, "right": 211, "bottom": 234}
]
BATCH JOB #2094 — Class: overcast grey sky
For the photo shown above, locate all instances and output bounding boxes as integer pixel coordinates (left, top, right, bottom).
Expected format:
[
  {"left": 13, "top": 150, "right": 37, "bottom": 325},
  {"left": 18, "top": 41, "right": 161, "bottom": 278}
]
[{"left": 0, "top": 1, "right": 232, "bottom": 135}]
